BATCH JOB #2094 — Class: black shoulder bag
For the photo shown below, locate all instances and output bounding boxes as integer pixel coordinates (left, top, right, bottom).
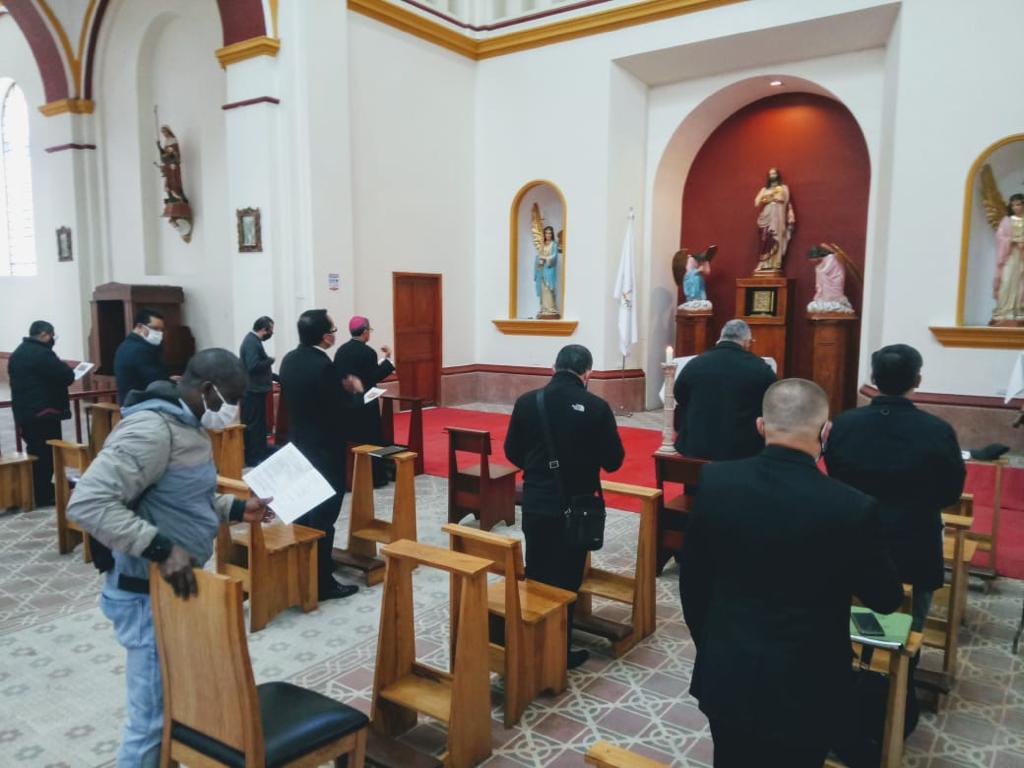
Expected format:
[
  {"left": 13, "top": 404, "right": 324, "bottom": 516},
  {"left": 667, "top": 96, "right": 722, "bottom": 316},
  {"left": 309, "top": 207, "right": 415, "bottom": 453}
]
[{"left": 536, "top": 389, "right": 606, "bottom": 551}]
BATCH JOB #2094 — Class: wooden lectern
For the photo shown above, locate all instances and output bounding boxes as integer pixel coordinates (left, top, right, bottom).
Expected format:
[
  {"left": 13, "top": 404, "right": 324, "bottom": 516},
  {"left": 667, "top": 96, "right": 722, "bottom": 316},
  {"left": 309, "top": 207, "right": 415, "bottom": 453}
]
[
  {"left": 88, "top": 282, "right": 195, "bottom": 376},
  {"left": 735, "top": 276, "right": 793, "bottom": 377},
  {"left": 674, "top": 307, "right": 713, "bottom": 357},
  {"left": 807, "top": 311, "right": 858, "bottom": 416}
]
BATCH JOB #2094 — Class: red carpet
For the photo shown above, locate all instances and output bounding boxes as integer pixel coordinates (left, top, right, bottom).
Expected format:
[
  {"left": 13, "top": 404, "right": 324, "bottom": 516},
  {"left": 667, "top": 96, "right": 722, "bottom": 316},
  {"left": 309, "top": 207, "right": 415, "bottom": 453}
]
[{"left": 393, "top": 407, "right": 1024, "bottom": 579}]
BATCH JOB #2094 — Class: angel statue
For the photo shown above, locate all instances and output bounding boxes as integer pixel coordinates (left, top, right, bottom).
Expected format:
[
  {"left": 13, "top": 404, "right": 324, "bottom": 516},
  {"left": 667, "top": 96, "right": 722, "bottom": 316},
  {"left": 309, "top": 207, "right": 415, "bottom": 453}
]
[
  {"left": 671, "top": 245, "right": 717, "bottom": 310},
  {"left": 754, "top": 167, "right": 795, "bottom": 273},
  {"left": 981, "top": 164, "right": 1024, "bottom": 325},
  {"left": 806, "top": 243, "right": 861, "bottom": 313},
  {"left": 531, "top": 203, "right": 561, "bottom": 319},
  {"left": 156, "top": 123, "right": 193, "bottom": 243}
]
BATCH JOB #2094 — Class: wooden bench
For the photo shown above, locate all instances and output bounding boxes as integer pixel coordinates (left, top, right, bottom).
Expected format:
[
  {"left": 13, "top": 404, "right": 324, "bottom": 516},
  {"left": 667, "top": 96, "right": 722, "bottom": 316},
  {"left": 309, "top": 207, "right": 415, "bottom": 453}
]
[
  {"left": 446, "top": 427, "right": 517, "bottom": 532},
  {"left": 334, "top": 444, "right": 419, "bottom": 585},
  {"left": 0, "top": 453, "right": 36, "bottom": 511},
  {"left": 574, "top": 480, "right": 661, "bottom": 656},
  {"left": 652, "top": 451, "right": 707, "bottom": 575},
  {"left": 585, "top": 741, "right": 669, "bottom": 767},
  {"left": 443, "top": 523, "right": 575, "bottom": 727},
  {"left": 208, "top": 423, "right": 245, "bottom": 479},
  {"left": 372, "top": 539, "right": 493, "bottom": 768},
  {"left": 382, "top": 394, "right": 425, "bottom": 476},
  {"left": 961, "top": 460, "right": 1005, "bottom": 584},
  {"left": 84, "top": 401, "right": 121, "bottom": 456},
  {"left": 48, "top": 440, "right": 93, "bottom": 561},
  {"left": 214, "top": 477, "right": 324, "bottom": 632}
]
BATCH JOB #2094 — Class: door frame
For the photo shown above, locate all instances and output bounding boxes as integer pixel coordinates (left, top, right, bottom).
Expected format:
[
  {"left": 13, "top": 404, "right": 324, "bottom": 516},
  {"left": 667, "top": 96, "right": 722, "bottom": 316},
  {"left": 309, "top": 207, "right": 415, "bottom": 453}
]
[{"left": 392, "top": 272, "right": 443, "bottom": 405}]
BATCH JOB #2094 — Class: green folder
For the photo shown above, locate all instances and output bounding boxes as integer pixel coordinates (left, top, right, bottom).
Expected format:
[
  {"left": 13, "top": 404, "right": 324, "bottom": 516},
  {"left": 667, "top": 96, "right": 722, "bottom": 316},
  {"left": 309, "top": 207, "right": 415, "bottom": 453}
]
[{"left": 849, "top": 608, "right": 913, "bottom": 649}]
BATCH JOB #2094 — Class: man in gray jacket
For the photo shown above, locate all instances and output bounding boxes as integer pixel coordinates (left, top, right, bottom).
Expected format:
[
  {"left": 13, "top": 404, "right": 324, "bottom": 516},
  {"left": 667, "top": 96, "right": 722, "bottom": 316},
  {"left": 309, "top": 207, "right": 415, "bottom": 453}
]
[{"left": 68, "top": 349, "right": 271, "bottom": 768}]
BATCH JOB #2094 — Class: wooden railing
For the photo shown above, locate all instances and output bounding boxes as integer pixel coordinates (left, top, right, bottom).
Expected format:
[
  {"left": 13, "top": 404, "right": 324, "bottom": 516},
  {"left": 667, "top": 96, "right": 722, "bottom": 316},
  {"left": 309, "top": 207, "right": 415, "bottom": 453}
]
[{"left": 0, "top": 388, "right": 119, "bottom": 454}]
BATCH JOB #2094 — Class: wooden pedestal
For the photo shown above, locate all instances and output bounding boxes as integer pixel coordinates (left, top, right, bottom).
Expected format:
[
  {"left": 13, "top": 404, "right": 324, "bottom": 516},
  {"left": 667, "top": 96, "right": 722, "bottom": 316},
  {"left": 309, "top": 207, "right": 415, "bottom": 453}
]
[
  {"left": 674, "top": 308, "right": 713, "bottom": 357},
  {"left": 735, "top": 276, "right": 793, "bottom": 377},
  {"left": 808, "top": 311, "right": 858, "bottom": 416}
]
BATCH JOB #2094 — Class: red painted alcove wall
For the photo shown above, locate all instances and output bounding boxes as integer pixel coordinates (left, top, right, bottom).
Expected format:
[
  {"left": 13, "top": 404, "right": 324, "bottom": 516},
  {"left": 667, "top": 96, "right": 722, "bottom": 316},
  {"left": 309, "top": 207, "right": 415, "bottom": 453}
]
[{"left": 679, "top": 92, "right": 870, "bottom": 388}]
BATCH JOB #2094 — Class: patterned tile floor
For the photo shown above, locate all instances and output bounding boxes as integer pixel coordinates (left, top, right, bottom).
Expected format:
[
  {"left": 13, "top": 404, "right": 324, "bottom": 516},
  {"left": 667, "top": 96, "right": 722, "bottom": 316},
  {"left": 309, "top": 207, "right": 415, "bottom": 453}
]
[{"left": 2, "top": 472, "right": 1024, "bottom": 767}]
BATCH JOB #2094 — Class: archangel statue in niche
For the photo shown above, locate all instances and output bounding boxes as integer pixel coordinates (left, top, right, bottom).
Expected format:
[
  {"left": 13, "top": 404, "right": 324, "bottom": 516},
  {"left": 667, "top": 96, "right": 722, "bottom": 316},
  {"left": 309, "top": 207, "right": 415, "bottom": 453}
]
[
  {"left": 806, "top": 242, "right": 859, "bottom": 313},
  {"left": 532, "top": 203, "right": 562, "bottom": 319},
  {"left": 754, "top": 167, "right": 795, "bottom": 273},
  {"left": 156, "top": 122, "right": 193, "bottom": 243},
  {"left": 981, "top": 164, "right": 1024, "bottom": 325},
  {"left": 672, "top": 245, "right": 717, "bottom": 310}
]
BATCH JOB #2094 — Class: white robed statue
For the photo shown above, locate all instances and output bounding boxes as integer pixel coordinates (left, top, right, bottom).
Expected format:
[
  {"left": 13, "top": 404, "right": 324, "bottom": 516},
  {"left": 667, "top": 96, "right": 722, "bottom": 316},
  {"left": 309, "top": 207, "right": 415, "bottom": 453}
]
[{"left": 754, "top": 167, "right": 795, "bottom": 272}]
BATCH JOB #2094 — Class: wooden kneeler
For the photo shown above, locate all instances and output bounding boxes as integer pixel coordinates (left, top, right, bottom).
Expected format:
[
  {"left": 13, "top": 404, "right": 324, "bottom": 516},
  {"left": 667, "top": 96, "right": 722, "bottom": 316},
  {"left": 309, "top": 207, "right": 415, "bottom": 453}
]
[
  {"left": 208, "top": 423, "right": 245, "bottom": 478},
  {"left": 48, "top": 440, "right": 93, "bottom": 562},
  {"left": 586, "top": 741, "right": 669, "bottom": 767},
  {"left": 574, "top": 481, "right": 661, "bottom": 656},
  {"left": 443, "top": 523, "right": 576, "bottom": 727},
  {"left": 84, "top": 401, "right": 121, "bottom": 456},
  {"left": 372, "top": 539, "right": 493, "bottom": 768},
  {"left": 334, "top": 444, "right": 418, "bottom": 586},
  {"left": 214, "top": 476, "right": 323, "bottom": 632},
  {"left": 652, "top": 452, "right": 707, "bottom": 575}
]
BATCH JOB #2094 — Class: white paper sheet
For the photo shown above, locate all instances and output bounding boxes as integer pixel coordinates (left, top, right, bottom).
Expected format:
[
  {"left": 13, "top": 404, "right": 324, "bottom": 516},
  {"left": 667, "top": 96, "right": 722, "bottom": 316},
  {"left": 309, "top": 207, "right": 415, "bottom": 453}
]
[
  {"left": 72, "top": 362, "right": 95, "bottom": 381},
  {"left": 363, "top": 387, "right": 387, "bottom": 404},
  {"left": 242, "top": 443, "right": 334, "bottom": 524},
  {"left": 1005, "top": 352, "right": 1024, "bottom": 404}
]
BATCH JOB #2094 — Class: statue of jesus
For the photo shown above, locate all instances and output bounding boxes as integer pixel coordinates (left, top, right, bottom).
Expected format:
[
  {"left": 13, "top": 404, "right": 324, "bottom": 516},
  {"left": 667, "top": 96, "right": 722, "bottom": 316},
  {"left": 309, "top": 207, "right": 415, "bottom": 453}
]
[{"left": 754, "top": 167, "right": 795, "bottom": 273}]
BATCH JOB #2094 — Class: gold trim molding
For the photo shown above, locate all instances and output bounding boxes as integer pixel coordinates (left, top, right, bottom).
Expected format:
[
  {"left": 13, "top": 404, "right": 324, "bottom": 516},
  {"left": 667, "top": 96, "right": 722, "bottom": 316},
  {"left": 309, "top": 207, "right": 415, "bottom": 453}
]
[
  {"left": 930, "top": 326, "right": 1024, "bottom": 350},
  {"left": 215, "top": 35, "right": 281, "bottom": 68},
  {"left": 38, "top": 98, "right": 94, "bottom": 116},
  {"left": 348, "top": 0, "right": 744, "bottom": 60},
  {"left": 493, "top": 319, "right": 579, "bottom": 336}
]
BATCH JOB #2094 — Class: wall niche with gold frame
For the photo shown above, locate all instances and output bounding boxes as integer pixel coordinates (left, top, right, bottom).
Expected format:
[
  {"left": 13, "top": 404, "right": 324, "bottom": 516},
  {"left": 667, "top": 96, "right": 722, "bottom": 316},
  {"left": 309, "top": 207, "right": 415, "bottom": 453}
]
[
  {"left": 932, "top": 134, "right": 1024, "bottom": 348},
  {"left": 492, "top": 180, "right": 578, "bottom": 336}
]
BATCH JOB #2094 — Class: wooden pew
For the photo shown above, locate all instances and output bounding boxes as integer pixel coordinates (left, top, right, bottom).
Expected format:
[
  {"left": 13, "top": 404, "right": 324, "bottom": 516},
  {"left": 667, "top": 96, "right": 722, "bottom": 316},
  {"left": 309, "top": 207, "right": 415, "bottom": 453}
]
[
  {"left": 334, "top": 444, "right": 419, "bottom": 586},
  {"left": 443, "top": 523, "right": 575, "bottom": 727},
  {"left": 574, "top": 481, "right": 661, "bottom": 656},
  {"left": 586, "top": 741, "right": 669, "bottom": 768},
  {"left": 372, "top": 539, "right": 493, "bottom": 768},
  {"left": 382, "top": 394, "right": 425, "bottom": 475},
  {"left": 84, "top": 401, "right": 121, "bottom": 456},
  {"left": 0, "top": 453, "right": 36, "bottom": 512},
  {"left": 207, "top": 423, "right": 245, "bottom": 478},
  {"left": 47, "top": 440, "right": 92, "bottom": 561},
  {"left": 961, "top": 459, "right": 1005, "bottom": 583},
  {"left": 214, "top": 476, "right": 323, "bottom": 632},
  {"left": 446, "top": 427, "right": 517, "bottom": 532},
  {"left": 652, "top": 451, "right": 707, "bottom": 574}
]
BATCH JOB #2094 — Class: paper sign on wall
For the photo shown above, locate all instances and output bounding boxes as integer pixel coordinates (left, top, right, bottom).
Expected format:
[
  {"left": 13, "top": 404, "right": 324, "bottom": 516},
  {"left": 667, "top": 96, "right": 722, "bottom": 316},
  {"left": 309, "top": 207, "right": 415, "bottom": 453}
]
[{"left": 328, "top": 273, "right": 340, "bottom": 292}]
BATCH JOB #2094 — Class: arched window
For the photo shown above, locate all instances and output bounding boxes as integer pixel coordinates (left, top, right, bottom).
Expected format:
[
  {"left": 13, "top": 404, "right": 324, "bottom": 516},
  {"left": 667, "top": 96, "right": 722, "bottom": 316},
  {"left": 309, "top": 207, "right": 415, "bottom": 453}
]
[{"left": 0, "top": 78, "right": 36, "bottom": 276}]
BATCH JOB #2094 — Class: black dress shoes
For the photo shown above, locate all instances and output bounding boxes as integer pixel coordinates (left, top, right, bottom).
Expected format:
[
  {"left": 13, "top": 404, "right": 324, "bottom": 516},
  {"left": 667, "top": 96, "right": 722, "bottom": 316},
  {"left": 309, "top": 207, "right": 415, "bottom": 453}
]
[
  {"left": 567, "top": 649, "right": 590, "bottom": 670},
  {"left": 319, "top": 581, "right": 359, "bottom": 601}
]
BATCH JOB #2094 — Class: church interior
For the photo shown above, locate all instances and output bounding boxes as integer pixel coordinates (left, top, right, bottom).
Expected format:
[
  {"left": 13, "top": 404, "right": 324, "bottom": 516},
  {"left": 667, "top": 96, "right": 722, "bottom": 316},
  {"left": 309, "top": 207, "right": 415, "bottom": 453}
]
[{"left": 2, "top": 0, "right": 1024, "bottom": 765}]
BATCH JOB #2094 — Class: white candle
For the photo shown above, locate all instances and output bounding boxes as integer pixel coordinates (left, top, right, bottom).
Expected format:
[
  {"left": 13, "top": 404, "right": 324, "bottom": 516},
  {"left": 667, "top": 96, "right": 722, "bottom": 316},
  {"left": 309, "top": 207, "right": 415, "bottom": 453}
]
[{"left": 666, "top": 345, "right": 673, "bottom": 363}]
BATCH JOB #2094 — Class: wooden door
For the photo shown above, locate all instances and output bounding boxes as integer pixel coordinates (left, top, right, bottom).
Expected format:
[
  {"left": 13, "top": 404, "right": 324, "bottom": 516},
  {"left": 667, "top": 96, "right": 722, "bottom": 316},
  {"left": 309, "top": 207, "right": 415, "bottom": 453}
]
[{"left": 392, "top": 273, "right": 442, "bottom": 405}]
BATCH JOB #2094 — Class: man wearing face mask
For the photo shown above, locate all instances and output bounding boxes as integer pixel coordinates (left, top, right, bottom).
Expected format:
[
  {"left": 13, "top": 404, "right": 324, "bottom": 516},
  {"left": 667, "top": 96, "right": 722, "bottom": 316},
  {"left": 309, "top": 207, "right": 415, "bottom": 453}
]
[
  {"left": 67, "top": 349, "right": 273, "bottom": 767},
  {"left": 114, "top": 308, "right": 169, "bottom": 404},
  {"left": 9, "top": 320, "right": 75, "bottom": 506},
  {"left": 279, "top": 309, "right": 364, "bottom": 601},
  {"left": 239, "top": 316, "right": 277, "bottom": 466}
]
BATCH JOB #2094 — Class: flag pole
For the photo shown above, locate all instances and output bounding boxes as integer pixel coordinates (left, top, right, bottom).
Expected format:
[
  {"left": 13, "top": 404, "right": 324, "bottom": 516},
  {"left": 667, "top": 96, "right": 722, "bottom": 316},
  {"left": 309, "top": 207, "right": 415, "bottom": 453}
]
[{"left": 615, "top": 207, "right": 636, "bottom": 419}]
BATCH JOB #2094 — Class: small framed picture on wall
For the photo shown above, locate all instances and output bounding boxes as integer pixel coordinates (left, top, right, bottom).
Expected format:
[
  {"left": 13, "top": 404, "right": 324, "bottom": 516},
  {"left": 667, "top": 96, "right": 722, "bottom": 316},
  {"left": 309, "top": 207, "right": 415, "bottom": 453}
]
[
  {"left": 56, "top": 226, "right": 73, "bottom": 262},
  {"left": 236, "top": 207, "right": 262, "bottom": 252}
]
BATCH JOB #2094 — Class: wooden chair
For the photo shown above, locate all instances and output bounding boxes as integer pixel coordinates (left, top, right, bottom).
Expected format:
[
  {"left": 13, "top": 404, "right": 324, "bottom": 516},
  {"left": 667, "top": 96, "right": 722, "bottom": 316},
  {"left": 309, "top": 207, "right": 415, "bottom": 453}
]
[
  {"left": 150, "top": 565, "right": 368, "bottom": 767},
  {"left": 214, "top": 477, "right": 324, "bottom": 632},
  {"left": 652, "top": 451, "right": 707, "bottom": 574},
  {"left": 574, "top": 481, "right": 661, "bottom": 656},
  {"left": 586, "top": 741, "right": 669, "bottom": 768},
  {"left": 334, "top": 444, "right": 419, "bottom": 585},
  {"left": 443, "top": 523, "right": 576, "bottom": 727},
  {"left": 208, "top": 423, "right": 245, "bottom": 478},
  {"left": 382, "top": 395, "right": 426, "bottom": 475},
  {"left": 372, "top": 539, "right": 493, "bottom": 768},
  {"left": 445, "top": 427, "right": 517, "bottom": 532},
  {"left": 48, "top": 439, "right": 93, "bottom": 562},
  {"left": 824, "top": 631, "right": 923, "bottom": 768},
  {"left": 0, "top": 453, "right": 36, "bottom": 511},
  {"left": 84, "top": 401, "right": 121, "bottom": 456}
]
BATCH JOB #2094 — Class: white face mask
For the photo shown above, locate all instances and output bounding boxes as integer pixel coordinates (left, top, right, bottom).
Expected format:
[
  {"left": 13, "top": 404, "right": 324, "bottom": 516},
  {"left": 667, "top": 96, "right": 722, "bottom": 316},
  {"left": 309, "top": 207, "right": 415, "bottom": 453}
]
[
  {"left": 200, "top": 384, "right": 239, "bottom": 429},
  {"left": 145, "top": 328, "right": 163, "bottom": 346}
]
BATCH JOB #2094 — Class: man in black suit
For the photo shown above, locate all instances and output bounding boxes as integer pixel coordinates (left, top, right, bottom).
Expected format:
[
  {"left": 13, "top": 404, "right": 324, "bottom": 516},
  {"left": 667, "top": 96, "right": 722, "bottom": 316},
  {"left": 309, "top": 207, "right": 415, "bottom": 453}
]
[
  {"left": 825, "top": 344, "right": 965, "bottom": 631},
  {"left": 674, "top": 318, "right": 776, "bottom": 460},
  {"left": 114, "top": 308, "right": 169, "bottom": 403},
  {"left": 680, "top": 378, "right": 903, "bottom": 767},
  {"left": 279, "top": 309, "right": 361, "bottom": 601},
  {"left": 505, "top": 344, "right": 625, "bottom": 669},
  {"left": 333, "top": 315, "right": 394, "bottom": 487},
  {"left": 9, "top": 321, "right": 75, "bottom": 506},
  {"left": 239, "top": 316, "right": 276, "bottom": 466}
]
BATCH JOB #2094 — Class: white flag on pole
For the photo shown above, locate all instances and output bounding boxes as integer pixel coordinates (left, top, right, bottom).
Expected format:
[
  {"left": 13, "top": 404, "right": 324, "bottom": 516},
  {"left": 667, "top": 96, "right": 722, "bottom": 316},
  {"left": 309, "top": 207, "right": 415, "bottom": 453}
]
[{"left": 613, "top": 212, "right": 638, "bottom": 358}]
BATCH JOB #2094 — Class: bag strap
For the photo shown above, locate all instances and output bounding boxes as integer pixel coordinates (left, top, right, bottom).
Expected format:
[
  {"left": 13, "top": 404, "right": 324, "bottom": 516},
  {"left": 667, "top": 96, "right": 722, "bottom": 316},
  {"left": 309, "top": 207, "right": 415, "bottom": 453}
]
[{"left": 536, "top": 388, "right": 569, "bottom": 507}]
